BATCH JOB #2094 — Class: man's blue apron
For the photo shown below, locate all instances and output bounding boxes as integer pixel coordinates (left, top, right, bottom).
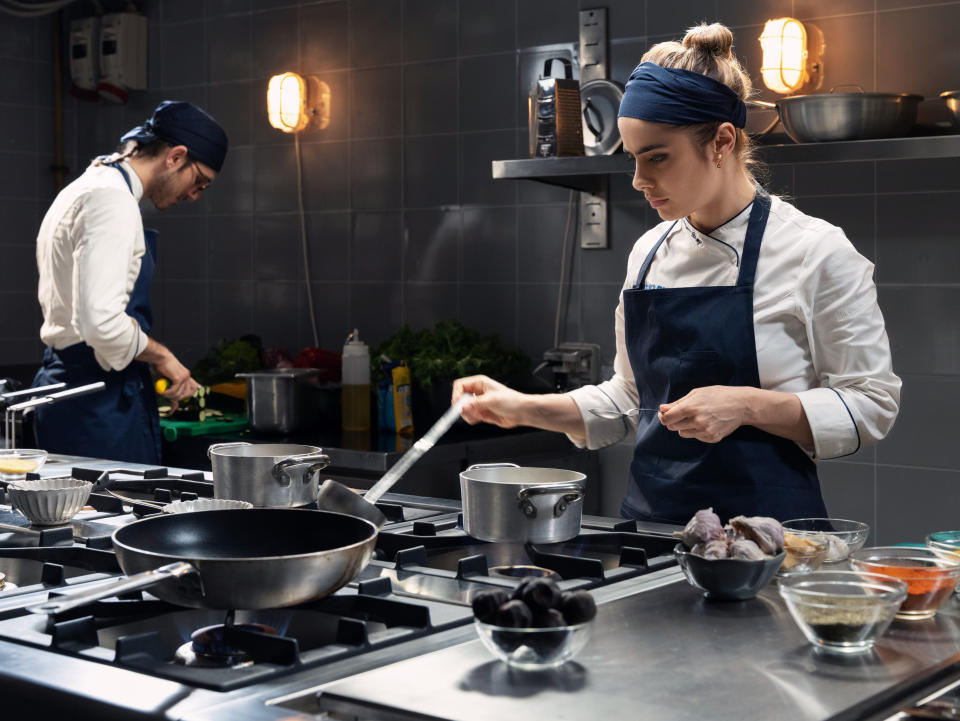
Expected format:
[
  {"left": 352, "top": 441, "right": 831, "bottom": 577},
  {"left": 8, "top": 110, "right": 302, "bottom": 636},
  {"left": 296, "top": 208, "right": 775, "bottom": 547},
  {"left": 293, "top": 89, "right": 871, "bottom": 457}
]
[
  {"left": 620, "top": 191, "right": 828, "bottom": 524},
  {"left": 32, "top": 164, "right": 161, "bottom": 464}
]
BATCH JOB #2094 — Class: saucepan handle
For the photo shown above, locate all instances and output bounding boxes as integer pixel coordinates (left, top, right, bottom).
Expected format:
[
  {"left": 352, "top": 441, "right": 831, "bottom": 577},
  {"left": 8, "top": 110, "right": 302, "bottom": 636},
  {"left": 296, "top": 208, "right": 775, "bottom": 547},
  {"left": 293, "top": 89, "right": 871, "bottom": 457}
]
[
  {"left": 830, "top": 84, "right": 865, "bottom": 94},
  {"left": 517, "top": 482, "right": 585, "bottom": 519},
  {"left": 272, "top": 454, "right": 331, "bottom": 486},
  {"left": 26, "top": 561, "right": 198, "bottom": 615},
  {"left": 465, "top": 462, "right": 520, "bottom": 471}
]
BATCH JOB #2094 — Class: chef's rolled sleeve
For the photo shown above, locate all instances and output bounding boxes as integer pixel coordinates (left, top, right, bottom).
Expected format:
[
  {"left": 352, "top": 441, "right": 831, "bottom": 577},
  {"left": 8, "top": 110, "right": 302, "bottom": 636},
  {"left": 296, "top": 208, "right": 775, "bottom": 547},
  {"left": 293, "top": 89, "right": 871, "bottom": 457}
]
[
  {"left": 795, "top": 387, "right": 859, "bottom": 458},
  {"left": 567, "top": 381, "right": 636, "bottom": 449}
]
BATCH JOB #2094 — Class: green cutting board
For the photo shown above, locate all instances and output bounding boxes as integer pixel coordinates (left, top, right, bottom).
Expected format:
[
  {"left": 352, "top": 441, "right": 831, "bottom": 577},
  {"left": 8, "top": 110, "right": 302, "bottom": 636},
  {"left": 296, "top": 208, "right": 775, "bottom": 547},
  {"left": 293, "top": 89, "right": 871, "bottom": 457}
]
[{"left": 160, "top": 414, "right": 249, "bottom": 442}]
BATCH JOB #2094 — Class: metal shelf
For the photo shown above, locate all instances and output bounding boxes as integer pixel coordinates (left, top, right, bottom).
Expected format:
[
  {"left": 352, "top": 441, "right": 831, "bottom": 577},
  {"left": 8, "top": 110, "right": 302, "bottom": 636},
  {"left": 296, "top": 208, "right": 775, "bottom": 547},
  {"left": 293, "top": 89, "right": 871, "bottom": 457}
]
[{"left": 491, "top": 134, "right": 960, "bottom": 192}]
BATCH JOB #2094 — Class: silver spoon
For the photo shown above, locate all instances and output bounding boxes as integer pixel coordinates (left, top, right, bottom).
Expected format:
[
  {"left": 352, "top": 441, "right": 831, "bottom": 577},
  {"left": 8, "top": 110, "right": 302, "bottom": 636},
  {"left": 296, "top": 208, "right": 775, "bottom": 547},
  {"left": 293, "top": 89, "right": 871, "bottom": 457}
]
[{"left": 588, "top": 407, "right": 658, "bottom": 420}]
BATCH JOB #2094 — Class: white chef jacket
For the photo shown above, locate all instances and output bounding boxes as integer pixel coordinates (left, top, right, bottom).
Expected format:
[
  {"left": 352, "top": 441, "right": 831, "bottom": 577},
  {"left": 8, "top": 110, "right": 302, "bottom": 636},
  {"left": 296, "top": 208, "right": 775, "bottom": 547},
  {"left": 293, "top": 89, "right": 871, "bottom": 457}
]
[
  {"left": 567, "top": 193, "right": 901, "bottom": 461},
  {"left": 36, "top": 160, "right": 149, "bottom": 372}
]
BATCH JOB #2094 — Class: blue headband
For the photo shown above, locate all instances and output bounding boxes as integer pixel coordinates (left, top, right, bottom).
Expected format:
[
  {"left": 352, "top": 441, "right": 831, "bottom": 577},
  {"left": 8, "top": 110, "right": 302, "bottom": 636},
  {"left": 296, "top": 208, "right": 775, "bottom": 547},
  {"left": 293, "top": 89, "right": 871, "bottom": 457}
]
[
  {"left": 121, "top": 100, "right": 228, "bottom": 172},
  {"left": 618, "top": 62, "right": 746, "bottom": 128}
]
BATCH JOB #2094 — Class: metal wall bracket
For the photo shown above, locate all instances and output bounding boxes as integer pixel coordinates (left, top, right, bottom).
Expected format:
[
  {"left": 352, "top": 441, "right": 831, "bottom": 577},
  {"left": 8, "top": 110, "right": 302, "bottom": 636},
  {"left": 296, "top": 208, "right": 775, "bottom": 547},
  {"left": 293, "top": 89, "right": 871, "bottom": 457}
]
[
  {"left": 579, "top": 8, "right": 608, "bottom": 82},
  {"left": 579, "top": 176, "right": 608, "bottom": 249},
  {"left": 579, "top": 8, "right": 609, "bottom": 249}
]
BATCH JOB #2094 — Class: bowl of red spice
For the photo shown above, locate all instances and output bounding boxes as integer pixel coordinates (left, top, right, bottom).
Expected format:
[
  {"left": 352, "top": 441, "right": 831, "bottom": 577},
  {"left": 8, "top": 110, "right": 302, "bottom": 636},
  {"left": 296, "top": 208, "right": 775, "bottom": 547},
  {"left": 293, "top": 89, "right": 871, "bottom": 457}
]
[{"left": 849, "top": 547, "right": 960, "bottom": 620}]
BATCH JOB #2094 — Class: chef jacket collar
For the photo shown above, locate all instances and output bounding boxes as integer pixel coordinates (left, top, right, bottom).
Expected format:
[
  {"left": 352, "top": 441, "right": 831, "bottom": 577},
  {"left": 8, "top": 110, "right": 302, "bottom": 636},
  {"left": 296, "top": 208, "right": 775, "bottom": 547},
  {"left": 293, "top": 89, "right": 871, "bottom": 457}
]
[{"left": 677, "top": 193, "right": 756, "bottom": 251}]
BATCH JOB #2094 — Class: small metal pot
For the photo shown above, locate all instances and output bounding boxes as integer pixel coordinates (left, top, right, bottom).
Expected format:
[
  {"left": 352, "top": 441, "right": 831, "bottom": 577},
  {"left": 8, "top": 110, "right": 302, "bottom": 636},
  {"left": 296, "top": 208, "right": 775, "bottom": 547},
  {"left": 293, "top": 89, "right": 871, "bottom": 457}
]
[
  {"left": 459, "top": 463, "right": 585, "bottom": 544},
  {"left": 942, "top": 91, "right": 960, "bottom": 130},
  {"left": 236, "top": 369, "right": 318, "bottom": 434},
  {"left": 207, "top": 442, "right": 330, "bottom": 507}
]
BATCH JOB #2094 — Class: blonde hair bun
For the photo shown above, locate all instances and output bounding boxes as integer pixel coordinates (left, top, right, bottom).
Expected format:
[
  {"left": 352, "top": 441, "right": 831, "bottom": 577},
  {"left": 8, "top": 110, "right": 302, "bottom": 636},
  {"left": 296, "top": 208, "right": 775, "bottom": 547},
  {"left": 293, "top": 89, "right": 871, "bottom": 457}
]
[{"left": 681, "top": 23, "right": 734, "bottom": 59}]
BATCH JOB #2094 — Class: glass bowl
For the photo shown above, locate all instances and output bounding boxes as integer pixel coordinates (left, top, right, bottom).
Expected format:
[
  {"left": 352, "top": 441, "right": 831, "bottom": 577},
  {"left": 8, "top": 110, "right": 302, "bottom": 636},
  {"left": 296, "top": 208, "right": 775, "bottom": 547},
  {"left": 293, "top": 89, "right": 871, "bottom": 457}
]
[
  {"left": 780, "top": 531, "right": 830, "bottom": 575},
  {"left": 0, "top": 449, "right": 48, "bottom": 481},
  {"left": 675, "top": 543, "right": 785, "bottom": 600},
  {"left": 778, "top": 570, "right": 907, "bottom": 654},
  {"left": 5, "top": 477, "right": 92, "bottom": 526},
  {"left": 782, "top": 518, "right": 870, "bottom": 562},
  {"left": 926, "top": 531, "right": 960, "bottom": 563},
  {"left": 850, "top": 547, "right": 960, "bottom": 620},
  {"left": 474, "top": 618, "right": 592, "bottom": 670}
]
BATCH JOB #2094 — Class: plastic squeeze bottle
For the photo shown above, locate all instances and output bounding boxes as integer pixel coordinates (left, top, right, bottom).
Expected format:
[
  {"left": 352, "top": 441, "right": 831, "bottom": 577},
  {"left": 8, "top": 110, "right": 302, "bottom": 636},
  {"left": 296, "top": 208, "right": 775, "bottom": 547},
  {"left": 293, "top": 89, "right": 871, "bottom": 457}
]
[{"left": 341, "top": 329, "right": 371, "bottom": 431}]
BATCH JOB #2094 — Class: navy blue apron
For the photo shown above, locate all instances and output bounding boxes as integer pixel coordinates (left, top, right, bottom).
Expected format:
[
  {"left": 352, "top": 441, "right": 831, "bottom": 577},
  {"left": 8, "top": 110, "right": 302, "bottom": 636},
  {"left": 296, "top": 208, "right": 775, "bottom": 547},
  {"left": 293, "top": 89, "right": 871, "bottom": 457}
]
[
  {"left": 32, "top": 164, "right": 162, "bottom": 464},
  {"left": 620, "top": 191, "right": 828, "bottom": 524}
]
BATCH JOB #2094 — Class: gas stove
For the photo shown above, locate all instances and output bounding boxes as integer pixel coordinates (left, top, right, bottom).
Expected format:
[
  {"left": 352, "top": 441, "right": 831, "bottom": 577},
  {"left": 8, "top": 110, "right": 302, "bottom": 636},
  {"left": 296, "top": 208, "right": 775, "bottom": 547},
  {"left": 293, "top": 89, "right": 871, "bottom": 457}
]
[{"left": 0, "top": 461, "right": 681, "bottom": 719}]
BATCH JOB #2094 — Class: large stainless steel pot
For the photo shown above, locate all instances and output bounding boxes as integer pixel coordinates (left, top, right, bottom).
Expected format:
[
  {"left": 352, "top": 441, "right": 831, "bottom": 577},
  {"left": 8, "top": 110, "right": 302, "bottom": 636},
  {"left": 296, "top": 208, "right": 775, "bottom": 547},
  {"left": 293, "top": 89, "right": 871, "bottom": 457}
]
[
  {"left": 751, "top": 91, "right": 922, "bottom": 143},
  {"left": 236, "top": 369, "right": 318, "bottom": 434},
  {"left": 460, "top": 463, "right": 585, "bottom": 544},
  {"left": 208, "top": 442, "right": 330, "bottom": 507}
]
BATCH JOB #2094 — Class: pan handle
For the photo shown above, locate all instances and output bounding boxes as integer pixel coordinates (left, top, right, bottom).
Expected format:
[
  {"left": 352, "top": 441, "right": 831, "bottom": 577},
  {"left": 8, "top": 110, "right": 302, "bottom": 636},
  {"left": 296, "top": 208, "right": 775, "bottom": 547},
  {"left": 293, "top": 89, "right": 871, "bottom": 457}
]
[
  {"left": 746, "top": 100, "right": 781, "bottom": 137},
  {"left": 272, "top": 453, "right": 331, "bottom": 486},
  {"left": 207, "top": 441, "right": 251, "bottom": 459},
  {"left": 0, "top": 522, "right": 42, "bottom": 537},
  {"left": 517, "top": 482, "right": 585, "bottom": 520},
  {"left": 26, "top": 561, "right": 198, "bottom": 615}
]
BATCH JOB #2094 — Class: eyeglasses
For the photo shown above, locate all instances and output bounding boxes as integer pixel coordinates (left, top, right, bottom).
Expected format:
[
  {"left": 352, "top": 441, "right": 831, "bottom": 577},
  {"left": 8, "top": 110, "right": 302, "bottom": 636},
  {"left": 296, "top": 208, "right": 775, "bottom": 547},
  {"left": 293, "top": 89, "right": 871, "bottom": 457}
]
[{"left": 187, "top": 159, "right": 213, "bottom": 192}]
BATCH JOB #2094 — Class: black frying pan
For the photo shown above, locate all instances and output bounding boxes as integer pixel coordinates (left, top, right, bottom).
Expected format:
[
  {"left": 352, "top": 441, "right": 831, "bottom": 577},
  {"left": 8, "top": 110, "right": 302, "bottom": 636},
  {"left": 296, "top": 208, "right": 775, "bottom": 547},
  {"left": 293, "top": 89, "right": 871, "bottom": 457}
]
[{"left": 27, "top": 508, "right": 378, "bottom": 614}]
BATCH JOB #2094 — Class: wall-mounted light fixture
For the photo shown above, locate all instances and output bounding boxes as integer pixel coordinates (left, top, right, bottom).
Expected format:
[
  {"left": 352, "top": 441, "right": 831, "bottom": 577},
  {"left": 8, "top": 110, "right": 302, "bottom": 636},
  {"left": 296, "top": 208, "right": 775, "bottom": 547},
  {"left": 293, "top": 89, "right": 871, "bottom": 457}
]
[
  {"left": 267, "top": 72, "right": 331, "bottom": 133},
  {"left": 758, "top": 18, "right": 822, "bottom": 95}
]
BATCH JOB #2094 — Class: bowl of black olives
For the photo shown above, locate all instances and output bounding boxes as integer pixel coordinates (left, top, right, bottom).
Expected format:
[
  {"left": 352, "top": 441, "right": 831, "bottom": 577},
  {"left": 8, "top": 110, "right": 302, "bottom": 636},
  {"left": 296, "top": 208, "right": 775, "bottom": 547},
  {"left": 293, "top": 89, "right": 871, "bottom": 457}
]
[{"left": 470, "top": 577, "right": 597, "bottom": 670}]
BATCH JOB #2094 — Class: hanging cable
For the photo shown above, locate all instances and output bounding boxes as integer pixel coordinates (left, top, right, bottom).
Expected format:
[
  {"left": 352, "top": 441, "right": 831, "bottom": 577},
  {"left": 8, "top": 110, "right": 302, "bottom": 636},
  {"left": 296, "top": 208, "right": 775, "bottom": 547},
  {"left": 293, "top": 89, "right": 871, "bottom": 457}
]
[
  {"left": 0, "top": 0, "right": 77, "bottom": 16},
  {"left": 294, "top": 132, "right": 320, "bottom": 347},
  {"left": 553, "top": 190, "right": 577, "bottom": 348}
]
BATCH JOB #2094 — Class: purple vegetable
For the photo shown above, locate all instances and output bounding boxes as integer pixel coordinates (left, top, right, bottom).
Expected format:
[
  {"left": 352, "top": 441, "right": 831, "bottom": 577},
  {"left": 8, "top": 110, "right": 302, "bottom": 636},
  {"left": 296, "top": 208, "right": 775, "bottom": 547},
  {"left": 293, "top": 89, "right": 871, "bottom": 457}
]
[
  {"left": 700, "top": 539, "right": 731, "bottom": 560},
  {"left": 673, "top": 508, "right": 725, "bottom": 549},
  {"left": 729, "top": 516, "right": 784, "bottom": 555},
  {"left": 729, "top": 538, "right": 767, "bottom": 560}
]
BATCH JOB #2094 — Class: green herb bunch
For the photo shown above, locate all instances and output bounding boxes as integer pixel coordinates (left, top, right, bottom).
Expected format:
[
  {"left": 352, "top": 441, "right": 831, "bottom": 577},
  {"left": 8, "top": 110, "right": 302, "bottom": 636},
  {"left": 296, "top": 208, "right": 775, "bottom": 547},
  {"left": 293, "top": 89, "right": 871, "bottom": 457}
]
[
  {"left": 371, "top": 320, "right": 529, "bottom": 388},
  {"left": 191, "top": 335, "right": 264, "bottom": 385}
]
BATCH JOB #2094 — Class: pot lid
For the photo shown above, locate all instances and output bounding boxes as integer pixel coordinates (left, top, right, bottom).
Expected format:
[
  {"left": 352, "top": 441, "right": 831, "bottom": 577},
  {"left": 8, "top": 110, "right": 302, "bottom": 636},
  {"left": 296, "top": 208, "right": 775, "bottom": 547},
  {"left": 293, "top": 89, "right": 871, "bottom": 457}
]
[{"left": 580, "top": 78, "right": 624, "bottom": 156}]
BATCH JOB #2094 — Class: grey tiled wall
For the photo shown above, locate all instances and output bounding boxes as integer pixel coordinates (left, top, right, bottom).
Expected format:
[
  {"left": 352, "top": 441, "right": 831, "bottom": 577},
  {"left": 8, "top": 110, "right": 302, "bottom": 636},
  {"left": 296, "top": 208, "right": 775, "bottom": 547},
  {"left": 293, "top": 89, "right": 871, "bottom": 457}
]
[{"left": 1, "top": 0, "right": 958, "bottom": 542}]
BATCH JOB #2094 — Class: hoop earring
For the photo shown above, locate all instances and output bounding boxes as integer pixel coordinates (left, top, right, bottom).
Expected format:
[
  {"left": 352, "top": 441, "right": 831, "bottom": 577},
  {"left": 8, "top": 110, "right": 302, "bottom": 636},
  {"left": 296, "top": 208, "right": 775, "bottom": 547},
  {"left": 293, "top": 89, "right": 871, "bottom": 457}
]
[{"left": 716, "top": 153, "right": 723, "bottom": 169}]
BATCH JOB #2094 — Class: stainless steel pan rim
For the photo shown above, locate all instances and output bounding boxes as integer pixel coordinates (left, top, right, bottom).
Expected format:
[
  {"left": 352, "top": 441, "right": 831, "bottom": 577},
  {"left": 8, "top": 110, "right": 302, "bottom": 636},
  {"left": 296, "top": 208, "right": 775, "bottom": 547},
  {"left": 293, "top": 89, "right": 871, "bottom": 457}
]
[{"left": 110, "top": 508, "right": 379, "bottom": 564}]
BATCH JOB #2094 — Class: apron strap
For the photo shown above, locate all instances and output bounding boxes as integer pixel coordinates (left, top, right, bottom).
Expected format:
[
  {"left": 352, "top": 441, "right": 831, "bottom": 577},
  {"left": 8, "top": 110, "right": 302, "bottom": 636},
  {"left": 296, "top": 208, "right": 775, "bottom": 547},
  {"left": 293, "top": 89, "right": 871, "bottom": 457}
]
[
  {"left": 735, "top": 191, "right": 771, "bottom": 288},
  {"left": 634, "top": 221, "right": 677, "bottom": 289},
  {"left": 111, "top": 163, "right": 134, "bottom": 195}
]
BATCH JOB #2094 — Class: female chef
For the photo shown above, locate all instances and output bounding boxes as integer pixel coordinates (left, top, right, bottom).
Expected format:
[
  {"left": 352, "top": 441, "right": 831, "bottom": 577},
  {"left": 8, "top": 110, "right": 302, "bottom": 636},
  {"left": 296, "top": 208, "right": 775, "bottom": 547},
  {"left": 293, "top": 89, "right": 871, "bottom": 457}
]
[{"left": 452, "top": 23, "right": 900, "bottom": 524}]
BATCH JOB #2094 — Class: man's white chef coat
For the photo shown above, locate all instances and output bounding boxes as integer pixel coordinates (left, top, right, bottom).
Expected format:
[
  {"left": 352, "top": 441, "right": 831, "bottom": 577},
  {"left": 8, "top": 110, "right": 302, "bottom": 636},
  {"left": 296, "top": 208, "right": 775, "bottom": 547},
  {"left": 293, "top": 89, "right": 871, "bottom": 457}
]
[
  {"left": 567, "top": 194, "right": 901, "bottom": 460},
  {"left": 36, "top": 160, "right": 149, "bottom": 372}
]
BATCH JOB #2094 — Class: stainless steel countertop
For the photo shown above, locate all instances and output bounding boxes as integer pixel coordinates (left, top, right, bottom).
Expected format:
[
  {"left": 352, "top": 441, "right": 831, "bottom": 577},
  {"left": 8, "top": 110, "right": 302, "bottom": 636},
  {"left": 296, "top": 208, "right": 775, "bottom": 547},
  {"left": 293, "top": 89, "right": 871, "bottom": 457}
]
[{"left": 315, "top": 575, "right": 960, "bottom": 721}]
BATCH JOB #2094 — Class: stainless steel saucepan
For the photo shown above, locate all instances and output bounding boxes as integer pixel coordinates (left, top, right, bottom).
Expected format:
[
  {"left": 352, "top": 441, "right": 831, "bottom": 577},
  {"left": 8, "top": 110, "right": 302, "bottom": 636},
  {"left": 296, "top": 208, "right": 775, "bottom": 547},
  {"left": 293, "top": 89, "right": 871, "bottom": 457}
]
[
  {"left": 208, "top": 442, "right": 330, "bottom": 507},
  {"left": 235, "top": 369, "right": 320, "bottom": 434},
  {"left": 460, "top": 463, "right": 586, "bottom": 544}
]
